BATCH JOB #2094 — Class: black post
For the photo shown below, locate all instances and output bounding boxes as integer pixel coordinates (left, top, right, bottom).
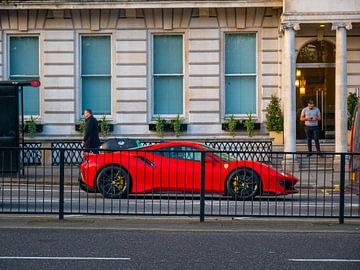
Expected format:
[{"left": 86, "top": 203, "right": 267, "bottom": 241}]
[
  {"left": 339, "top": 153, "right": 345, "bottom": 224},
  {"left": 59, "top": 149, "right": 65, "bottom": 220},
  {"left": 20, "top": 86, "right": 25, "bottom": 176},
  {"left": 200, "top": 151, "right": 205, "bottom": 222}
]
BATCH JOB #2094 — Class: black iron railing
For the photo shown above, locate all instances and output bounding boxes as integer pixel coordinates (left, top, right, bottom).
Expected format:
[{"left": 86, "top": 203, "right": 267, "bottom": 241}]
[{"left": 0, "top": 146, "right": 359, "bottom": 224}]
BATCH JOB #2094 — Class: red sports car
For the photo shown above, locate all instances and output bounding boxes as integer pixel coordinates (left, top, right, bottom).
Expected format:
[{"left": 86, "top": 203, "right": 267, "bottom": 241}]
[{"left": 79, "top": 141, "right": 298, "bottom": 199}]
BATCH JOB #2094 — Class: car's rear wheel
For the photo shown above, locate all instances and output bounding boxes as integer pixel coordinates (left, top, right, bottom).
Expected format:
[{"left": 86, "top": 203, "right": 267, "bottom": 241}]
[
  {"left": 227, "top": 168, "right": 260, "bottom": 200},
  {"left": 96, "top": 165, "right": 131, "bottom": 198}
]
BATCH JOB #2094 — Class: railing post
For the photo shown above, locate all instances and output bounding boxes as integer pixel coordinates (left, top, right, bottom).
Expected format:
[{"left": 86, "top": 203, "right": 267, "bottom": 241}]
[
  {"left": 200, "top": 151, "right": 205, "bottom": 222},
  {"left": 59, "top": 149, "right": 65, "bottom": 220},
  {"left": 339, "top": 153, "right": 345, "bottom": 224}
]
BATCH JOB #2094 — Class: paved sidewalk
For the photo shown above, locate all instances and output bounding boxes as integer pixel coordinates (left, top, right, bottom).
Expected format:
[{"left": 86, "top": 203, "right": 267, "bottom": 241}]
[{"left": 0, "top": 215, "right": 359, "bottom": 233}]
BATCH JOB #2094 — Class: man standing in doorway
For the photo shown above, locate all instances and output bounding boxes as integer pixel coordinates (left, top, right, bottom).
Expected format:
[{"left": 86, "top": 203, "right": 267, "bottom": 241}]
[
  {"left": 300, "top": 99, "right": 321, "bottom": 156},
  {"left": 82, "top": 108, "right": 101, "bottom": 153}
]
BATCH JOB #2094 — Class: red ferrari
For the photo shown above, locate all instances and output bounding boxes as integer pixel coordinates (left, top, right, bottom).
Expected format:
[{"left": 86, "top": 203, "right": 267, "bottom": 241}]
[{"left": 79, "top": 141, "right": 298, "bottom": 199}]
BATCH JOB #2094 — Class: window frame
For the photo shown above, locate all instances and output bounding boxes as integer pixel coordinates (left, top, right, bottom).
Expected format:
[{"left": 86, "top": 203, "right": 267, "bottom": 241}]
[
  {"left": 222, "top": 31, "right": 258, "bottom": 119},
  {"left": 151, "top": 33, "right": 185, "bottom": 119},
  {"left": 79, "top": 34, "right": 113, "bottom": 118},
  {"left": 7, "top": 34, "right": 41, "bottom": 118}
]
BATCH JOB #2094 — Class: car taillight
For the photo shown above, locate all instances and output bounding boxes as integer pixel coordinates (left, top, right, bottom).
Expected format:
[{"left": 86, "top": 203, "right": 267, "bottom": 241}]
[{"left": 30, "top": 80, "right": 41, "bottom": 87}]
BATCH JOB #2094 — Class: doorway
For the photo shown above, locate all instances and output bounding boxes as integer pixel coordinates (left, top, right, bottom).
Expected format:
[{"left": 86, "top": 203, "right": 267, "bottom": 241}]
[{"left": 295, "top": 40, "right": 336, "bottom": 140}]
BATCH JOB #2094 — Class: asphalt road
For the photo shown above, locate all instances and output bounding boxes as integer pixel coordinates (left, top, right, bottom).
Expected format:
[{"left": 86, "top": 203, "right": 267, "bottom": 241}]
[
  {"left": 0, "top": 220, "right": 359, "bottom": 270},
  {"left": 1, "top": 184, "right": 359, "bottom": 218}
]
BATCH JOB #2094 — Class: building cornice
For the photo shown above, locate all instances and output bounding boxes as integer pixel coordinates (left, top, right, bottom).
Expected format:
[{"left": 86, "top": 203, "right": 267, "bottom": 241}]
[{"left": 0, "top": 0, "right": 283, "bottom": 10}]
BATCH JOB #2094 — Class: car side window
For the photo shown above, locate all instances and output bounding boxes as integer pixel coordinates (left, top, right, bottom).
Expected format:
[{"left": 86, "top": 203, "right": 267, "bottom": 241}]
[{"left": 153, "top": 146, "right": 202, "bottom": 161}]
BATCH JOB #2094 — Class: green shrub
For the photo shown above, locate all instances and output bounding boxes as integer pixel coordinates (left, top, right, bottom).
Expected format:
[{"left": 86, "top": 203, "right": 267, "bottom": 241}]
[
  {"left": 226, "top": 115, "right": 239, "bottom": 137},
  {"left": 347, "top": 92, "right": 359, "bottom": 130},
  {"left": 265, "top": 95, "right": 283, "bottom": 132},
  {"left": 171, "top": 115, "right": 182, "bottom": 137},
  {"left": 99, "top": 116, "right": 110, "bottom": 137},
  {"left": 26, "top": 116, "right": 38, "bottom": 138},
  {"left": 155, "top": 115, "right": 166, "bottom": 137},
  {"left": 244, "top": 113, "right": 255, "bottom": 137}
]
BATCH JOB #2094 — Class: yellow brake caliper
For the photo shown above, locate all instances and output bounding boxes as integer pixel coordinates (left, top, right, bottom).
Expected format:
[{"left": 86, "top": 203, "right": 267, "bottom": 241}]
[
  {"left": 233, "top": 176, "right": 239, "bottom": 192},
  {"left": 117, "top": 175, "right": 125, "bottom": 190}
]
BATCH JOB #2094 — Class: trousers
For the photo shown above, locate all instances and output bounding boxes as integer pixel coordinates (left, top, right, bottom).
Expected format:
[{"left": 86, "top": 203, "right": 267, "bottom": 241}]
[{"left": 304, "top": 126, "right": 320, "bottom": 152}]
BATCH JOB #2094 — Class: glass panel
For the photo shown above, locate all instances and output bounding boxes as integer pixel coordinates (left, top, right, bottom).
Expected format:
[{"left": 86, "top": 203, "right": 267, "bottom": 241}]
[
  {"left": 10, "top": 37, "right": 39, "bottom": 76},
  {"left": 154, "top": 76, "right": 183, "bottom": 114},
  {"left": 82, "top": 36, "right": 110, "bottom": 75},
  {"left": 82, "top": 77, "right": 111, "bottom": 115},
  {"left": 11, "top": 76, "right": 39, "bottom": 116},
  {"left": 225, "top": 76, "right": 256, "bottom": 114},
  {"left": 154, "top": 35, "right": 183, "bottom": 74},
  {"left": 297, "top": 40, "right": 335, "bottom": 63},
  {"left": 225, "top": 33, "right": 256, "bottom": 74}
]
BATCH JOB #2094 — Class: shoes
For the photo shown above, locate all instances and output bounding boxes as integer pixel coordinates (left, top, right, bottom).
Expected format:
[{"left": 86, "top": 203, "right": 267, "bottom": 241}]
[{"left": 317, "top": 152, "right": 324, "bottom": 157}]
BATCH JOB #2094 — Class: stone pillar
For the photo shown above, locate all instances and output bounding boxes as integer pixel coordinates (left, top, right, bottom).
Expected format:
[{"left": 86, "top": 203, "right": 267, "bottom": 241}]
[
  {"left": 332, "top": 22, "right": 352, "bottom": 153},
  {"left": 280, "top": 23, "right": 300, "bottom": 171}
]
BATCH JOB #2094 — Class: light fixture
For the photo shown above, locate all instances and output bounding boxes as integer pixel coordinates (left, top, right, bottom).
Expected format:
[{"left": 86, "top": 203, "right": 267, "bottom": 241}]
[
  {"left": 295, "top": 80, "right": 300, "bottom": 87},
  {"left": 320, "top": 24, "right": 325, "bottom": 28},
  {"left": 296, "top": 69, "right": 301, "bottom": 77},
  {"left": 300, "top": 87, "right": 306, "bottom": 95}
]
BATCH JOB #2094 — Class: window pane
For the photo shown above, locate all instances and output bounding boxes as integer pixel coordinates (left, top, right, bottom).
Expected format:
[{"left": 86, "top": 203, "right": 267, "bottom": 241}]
[
  {"left": 225, "top": 34, "right": 256, "bottom": 74},
  {"left": 154, "top": 35, "right": 183, "bottom": 74},
  {"left": 82, "top": 77, "right": 111, "bottom": 115},
  {"left": 82, "top": 36, "right": 110, "bottom": 75},
  {"left": 10, "top": 37, "right": 39, "bottom": 76},
  {"left": 10, "top": 75, "right": 39, "bottom": 116},
  {"left": 225, "top": 76, "right": 256, "bottom": 114},
  {"left": 154, "top": 76, "right": 183, "bottom": 115}
]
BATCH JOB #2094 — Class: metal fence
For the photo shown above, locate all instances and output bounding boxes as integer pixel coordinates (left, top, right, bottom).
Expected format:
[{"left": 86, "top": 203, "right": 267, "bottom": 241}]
[
  {"left": 0, "top": 146, "right": 359, "bottom": 223},
  {"left": 50, "top": 139, "right": 272, "bottom": 165}
]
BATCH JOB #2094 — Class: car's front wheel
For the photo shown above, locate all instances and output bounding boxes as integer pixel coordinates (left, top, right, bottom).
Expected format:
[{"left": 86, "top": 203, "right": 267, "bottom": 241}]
[
  {"left": 96, "top": 165, "right": 131, "bottom": 198},
  {"left": 227, "top": 168, "right": 260, "bottom": 200}
]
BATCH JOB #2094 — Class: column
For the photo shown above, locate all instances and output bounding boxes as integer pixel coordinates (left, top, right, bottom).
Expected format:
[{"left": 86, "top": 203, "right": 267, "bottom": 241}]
[
  {"left": 332, "top": 22, "right": 352, "bottom": 153},
  {"left": 280, "top": 23, "right": 299, "bottom": 156}
]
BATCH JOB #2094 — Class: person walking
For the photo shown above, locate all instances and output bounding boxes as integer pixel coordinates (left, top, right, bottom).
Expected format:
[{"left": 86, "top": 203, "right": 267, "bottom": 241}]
[
  {"left": 300, "top": 99, "right": 322, "bottom": 156},
  {"left": 82, "top": 108, "right": 100, "bottom": 153}
]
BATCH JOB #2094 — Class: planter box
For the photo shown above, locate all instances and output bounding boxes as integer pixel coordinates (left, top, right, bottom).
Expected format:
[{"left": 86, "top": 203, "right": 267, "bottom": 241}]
[
  {"left": 222, "top": 122, "right": 260, "bottom": 131},
  {"left": 23, "top": 123, "right": 43, "bottom": 133},
  {"left": 75, "top": 123, "right": 114, "bottom": 132},
  {"left": 269, "top": 131, "right": 284, "bottom": 145},
  {"left": 149, "top": 123, "right": 187, "bottom": 132}
]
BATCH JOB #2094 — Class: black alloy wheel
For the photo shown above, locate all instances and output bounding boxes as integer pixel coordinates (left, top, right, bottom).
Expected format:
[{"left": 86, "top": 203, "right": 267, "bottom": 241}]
[
  {"left": 227, "top": 168, "right": 260, "bottom": 200},
  {"left": 96, "top": 165, "right": 130, "bottom": 198}
]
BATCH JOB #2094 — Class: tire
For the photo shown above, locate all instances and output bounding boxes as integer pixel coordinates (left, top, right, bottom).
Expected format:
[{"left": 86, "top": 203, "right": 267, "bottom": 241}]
[
  {"left": 227, "top": 168, "right": 260, "bottom": 200},
  {"left": 96, "top": 165, "right": 131, "bottom": 198}
]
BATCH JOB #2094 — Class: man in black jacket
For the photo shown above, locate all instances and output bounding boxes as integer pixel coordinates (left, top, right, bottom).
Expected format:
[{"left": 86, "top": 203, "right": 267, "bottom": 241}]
[{"left": 82, "top": 109, "right": 100, "bottom": 153}]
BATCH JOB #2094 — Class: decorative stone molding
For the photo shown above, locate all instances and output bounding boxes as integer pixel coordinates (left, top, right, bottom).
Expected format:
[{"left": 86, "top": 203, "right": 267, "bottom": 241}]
[
  {"left": 331, "top": 22, "right": 352, "bottom": 31},
  {"left": 279, "top": 22, "right": 300, "bottom": 32}
]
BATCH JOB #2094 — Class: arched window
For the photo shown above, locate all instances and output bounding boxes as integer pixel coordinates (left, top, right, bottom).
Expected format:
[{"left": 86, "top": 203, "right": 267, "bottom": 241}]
[{"left": 297, "top": 40, "right": 335, "bottom": 63}]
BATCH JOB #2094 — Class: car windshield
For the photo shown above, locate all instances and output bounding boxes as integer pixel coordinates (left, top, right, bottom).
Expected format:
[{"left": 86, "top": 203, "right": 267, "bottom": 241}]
[{"left": 202, "top": 145, "right": 237, "bottom": 162}]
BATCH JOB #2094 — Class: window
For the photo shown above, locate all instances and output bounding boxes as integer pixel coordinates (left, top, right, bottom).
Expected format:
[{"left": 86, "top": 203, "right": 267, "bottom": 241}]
[
  {"left": 155, "top": 146, "right": 201, "bottom": 161},
  {"left": 9, "top": 36, "right": 39, "bottom": 115},
  {"left": 153, "top": 35, "right": 183, "bottom": 115},
  {"left": 225, "top": 33, "right": 256, "bottom": 115},
  {"left": 81, "top": 36, "right": 111, "bottom": 115}
]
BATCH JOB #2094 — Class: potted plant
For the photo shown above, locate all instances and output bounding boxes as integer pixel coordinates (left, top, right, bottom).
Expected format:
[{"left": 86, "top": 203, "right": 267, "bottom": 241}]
[
  {"left": 223, "top": 115, "right": 240, "bottom": 137},
  {"left": 75, "top": 118, "right": 86, "bottom": 135},
  {"left": 265, "top": 95, "right": 284, "bottom": 145},
  {"left": 155, "top": 115, "right": 166, "bottom": 137},
  {"left": 98, "top": 116, "right": 113, "bottom": 138},
  {"left": 244, "top": 113, "right": 255, "bottom": 137},
  {"left": 149, "top": 115, "right": 187, "bottom": 136},
  {"left": 171, "top": 114, "right": 182, "bottom": 137},
  {"left": 24, "top": 116, "right": 43, "bottom": 138},
  {"left": 347, "top": 92, "right": 359, "bottom": 144}
]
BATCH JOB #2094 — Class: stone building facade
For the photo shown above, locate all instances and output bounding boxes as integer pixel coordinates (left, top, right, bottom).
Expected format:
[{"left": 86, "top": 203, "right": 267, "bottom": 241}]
[{"left": 0, "top": 0, "right": 359, "bottom": 153}]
